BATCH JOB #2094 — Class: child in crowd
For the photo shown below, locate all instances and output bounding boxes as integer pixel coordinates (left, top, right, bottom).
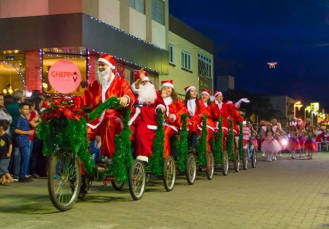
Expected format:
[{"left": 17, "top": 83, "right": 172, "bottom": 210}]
[
  {"left": 90, "top": 135, "right": 102, "bottom": 164},
  {"left": 304, "top": 126, "right": 317, "bottom": 159},
  {"left": 15, "top": 103, "right": 34, "bottom": 182},
  {"left": 297, "top": 125, "right": 307, "bottom": 157},
  {"left": 287, "top": 126, "right": 300, "bottom": 159},
  {"left": 0, "top": 120, "right": 13, "bottom": 185},
  {"left": 261, "top": 125, "right": 282, "bottom": 162}
]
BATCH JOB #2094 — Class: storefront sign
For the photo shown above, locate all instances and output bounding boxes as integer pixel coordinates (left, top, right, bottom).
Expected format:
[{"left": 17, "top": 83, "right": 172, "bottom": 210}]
[
  {"left": 310, "top": 102, "right": 320, "bottom": 111},
  {"left": 48, "top": 60, "right": 81, "bottom": 94}
]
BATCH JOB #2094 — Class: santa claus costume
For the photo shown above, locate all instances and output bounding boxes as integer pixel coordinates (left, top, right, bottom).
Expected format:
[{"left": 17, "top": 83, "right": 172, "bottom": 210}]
[
  {"left": 129, "top": 73, "right": 166, "bottom": 162},
  {"left": 297, "top": 125, "right": 307, "bottom": 157},
  {"left": 180, "top": 86, "right": 207, "bottom": 148},
  {"left": 315, "top": 126, "right": 324, "bottom": 152},
  {"left": 200, "top": 89, "right": 220, "bottom": 151},
  {"left": 75, "top": 54, "right": 135, "bottom": 159},
  {"left": 161, "top": 80, "right": 185, "bottom": 158}
]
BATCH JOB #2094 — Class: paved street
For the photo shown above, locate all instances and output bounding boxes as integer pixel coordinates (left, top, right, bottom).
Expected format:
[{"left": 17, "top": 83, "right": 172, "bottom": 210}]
[{"left": 1, "top": 152, "right": 329, "bottom": 229}]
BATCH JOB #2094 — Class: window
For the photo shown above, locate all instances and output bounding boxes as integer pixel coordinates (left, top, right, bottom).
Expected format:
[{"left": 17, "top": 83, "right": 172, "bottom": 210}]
[
  {"left": 169, "top": 44, "right": 174, "bottom": 64},
  {"left": 198, "top": 53, "right": 212, "bottom": 78},
  {"left": 130, "top": 0, "right": 145, "bottom": 14},
  {"left": 181, "top": 50, "right": 192, "bottom": 71},
  {"left": 152, "top": 0, "right": 164, "bottom": 25}
]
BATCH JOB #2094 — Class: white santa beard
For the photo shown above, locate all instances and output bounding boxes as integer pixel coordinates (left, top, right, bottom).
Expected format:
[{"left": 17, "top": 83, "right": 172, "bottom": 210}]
[
  {"left": 98, "top": 67, "right": 111, "bottom": 86},
  {"left": 138, "top": 82, "right": 157, "bottom": 104}
]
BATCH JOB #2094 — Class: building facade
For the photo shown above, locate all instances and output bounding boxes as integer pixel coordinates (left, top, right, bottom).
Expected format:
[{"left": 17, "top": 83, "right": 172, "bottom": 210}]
[
  {"left": 270, "top": 96, "right": 296, "bottom": 120},
  {"left": 163, "top": 15, "right": 213, "bottom": 96},
  {"left": 0, "top": 0, "right": 169, "bottom": 95},
  {"left": 0, "top": 0, "right": 213, "bottom": 97}
]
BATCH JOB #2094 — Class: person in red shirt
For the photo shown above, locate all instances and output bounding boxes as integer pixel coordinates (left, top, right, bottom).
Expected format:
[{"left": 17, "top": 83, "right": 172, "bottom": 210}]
[
  {"left": 129, "top": 72, "right": 166, "bottom": 162},
  {"left": 160, "top": 80, "right": 185, "bottom": 158},
  {"left": 180, "top": 86, "right": 207, "bottom": 148}
]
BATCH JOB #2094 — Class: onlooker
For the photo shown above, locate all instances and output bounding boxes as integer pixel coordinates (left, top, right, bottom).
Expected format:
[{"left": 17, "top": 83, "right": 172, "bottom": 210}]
[
  {"left": 4, "top": 94, "right": 14, "bottom": 109},
  {"left": 0, "top": 94, "right": 12, "bottom": 134},
  {"left": 15, "top": 103, "right": 34, "bottom": 182},
  {"left": 27, "top": 97, "right": 42, "bottom": 178},
  {"left": 7, "top": 90, "right": 25, "bottom": 181},
  {"left": 0, "top": 120, "right": 13, "bottom": 185}
]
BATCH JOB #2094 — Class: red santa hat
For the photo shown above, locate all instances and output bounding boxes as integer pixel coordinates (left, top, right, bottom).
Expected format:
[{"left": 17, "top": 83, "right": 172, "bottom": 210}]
[
  {"left": 214, "top": 91, "right": 222, "bottom": 97},
  {"left": 226, "top": 100, "right": 233, "bottom": 104},
  {"left": 133, "top": 70, "right": 149, "bottom": 82},
  {"left": 297, "top": 117, "right": 302, "bottom": 121},
  {"left": 184, "top": 85, "right": 196, "bottom": 93},
  {"left": 201, "top": 89, "right": 210, "bottom": 97},
  {"left": 98, "top": 54, "right": 116, "bottom": 70},
  {"left": 161, "top": 80, "right": 174, "bottom": 88}
]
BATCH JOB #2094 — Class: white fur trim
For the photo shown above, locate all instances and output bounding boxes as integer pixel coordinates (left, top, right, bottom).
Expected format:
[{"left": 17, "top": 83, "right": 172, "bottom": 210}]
[
  {"left": 164, "top": 123, "right": 178, "bottom": 132},
  {"left": 185, "top": 86, "right": 196, "bottom": 93},
  {"left": 128, "top": 107, "right": 141, "bottom": 126},
  {"left": 137, "top": 156, "right": 149, "bottom": 163},
  {"left": 155, "top": 104, "right": 166, "bottom": 114},
  {"left": 98, "top": 58, "right": 115, "bottom": 69},
  {"left": 214, "top": 92, "right": 222, "bottom": 97},
  {"left": 161, "top": 82, "right": 174, "bottom": 88},
  {"left": 201, "top": 91, "right": 210, "bottom": 97},
  {"left": 131, "top": 82, "right": 140, "bottom": 94},
  {"left": 147, "top": 125, "right": 158, "bottom": 130}
]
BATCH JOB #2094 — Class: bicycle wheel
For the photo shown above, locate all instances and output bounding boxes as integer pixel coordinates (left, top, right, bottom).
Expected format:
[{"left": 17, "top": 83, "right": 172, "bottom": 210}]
[
  {"left": 251, "top": 149, "right": 257, "bottom": 168},
  {"left": 233, "top": 149, "right": 240, "bottom": 172},
  {"left": 111, "top": 180, "right": 125, "bottom": 191},
  {"left": 48, "top": 151, "right": 81, "bottom": 211},
  {"left": 185, "top": 153, "right": 196, "bottom": 185},
  {"left": 221, "top": 150, "right": 229, "bottom": 176},
  {"left": 206, "top": 152, "right": 215, "bottom": 180},
  {"left": 242, "top": 149, "right": 248, "bottom": 170},
  {"left": 129, "top": 159, "right": 146, "bottom": 200},
  {"left": 163, "top": 156, "right": 176, "bottom": 191}
]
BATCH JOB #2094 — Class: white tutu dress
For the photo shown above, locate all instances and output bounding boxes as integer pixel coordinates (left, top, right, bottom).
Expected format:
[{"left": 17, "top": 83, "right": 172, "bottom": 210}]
[{"left": 261, "top": 132, "right": 282, "bottom": 153}]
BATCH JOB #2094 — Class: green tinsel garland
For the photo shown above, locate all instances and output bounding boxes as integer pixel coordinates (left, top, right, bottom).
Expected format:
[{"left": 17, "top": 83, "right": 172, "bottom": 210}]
[
  {"left": 248, "top": 136, "right": 253, "bottom": 151},
  {"left": 109, "top": 109, "right": 133, "bottom": 182},
  {"left": 227, "top": 119, "right": 234, "bottom": 161},
  {"left": 37, "top": 118, "right": 95, "bottom": 174},
  {"left": 215, "top": 117, "right": 223, "bottom": 164},
  {"left": 239, "top": 122, "right": 243, "bottom": 158},
  {"left": 196, "top": 115, "right": 208, "bottom": 166},
  {"left": 177, "top": 113, "right": 188, "bottom": 171},
  {"left": 88, "top": 97, "right": 121, "bottom": 121},
  {"left": 37, "top": 97, "right": 123, "bottom": 174},
  {"left": 149, "top": 110, "right": 165, "bottom": 175}
]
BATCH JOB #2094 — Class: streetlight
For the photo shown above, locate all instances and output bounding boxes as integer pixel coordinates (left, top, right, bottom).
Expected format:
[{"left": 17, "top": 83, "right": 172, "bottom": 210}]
[
  {"left": 304, "top": 106, "right": 311, "bottom": 121},
  {"left": 294, "top": 101, "right": 303, "bottom": 118}
]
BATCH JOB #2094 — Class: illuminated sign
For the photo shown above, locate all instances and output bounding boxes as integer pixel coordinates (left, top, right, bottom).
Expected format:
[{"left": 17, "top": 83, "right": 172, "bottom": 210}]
[
  {"left": 310, "top": 102, "right": 319, "bottom": 111},
  {"left": 48, "top": 60, "right": 81, "bottom": 94}
]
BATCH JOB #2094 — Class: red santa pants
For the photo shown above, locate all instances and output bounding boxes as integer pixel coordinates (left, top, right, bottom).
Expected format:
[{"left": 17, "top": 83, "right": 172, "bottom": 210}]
[
  {"left": 87, "top": 118, "right": 122, "bottom": 158},
  {"left": 135, "top": 122, "right": 156, "bottom": 158},
  {"left": 164, "top": 126, "right": 176, "bottom": 158}
]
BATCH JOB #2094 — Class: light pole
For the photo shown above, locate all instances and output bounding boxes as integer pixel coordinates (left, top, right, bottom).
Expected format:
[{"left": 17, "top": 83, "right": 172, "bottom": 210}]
[
  {"left": 304, "top": 106, "right": 311, "bottom": 121},
  {"left": 294, "top": 101, "right": 303, "bottom": 118}
]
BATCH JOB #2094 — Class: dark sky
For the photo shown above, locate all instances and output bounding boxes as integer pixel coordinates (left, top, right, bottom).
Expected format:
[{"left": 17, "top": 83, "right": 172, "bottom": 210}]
[{"left": 170, "top": 0, "right": 329, "bottom": 107}]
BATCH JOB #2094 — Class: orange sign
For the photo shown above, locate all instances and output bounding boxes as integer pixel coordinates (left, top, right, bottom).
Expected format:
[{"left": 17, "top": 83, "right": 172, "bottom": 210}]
[{"left": 48, "top": 60, "right": 81, "bottom": 94}]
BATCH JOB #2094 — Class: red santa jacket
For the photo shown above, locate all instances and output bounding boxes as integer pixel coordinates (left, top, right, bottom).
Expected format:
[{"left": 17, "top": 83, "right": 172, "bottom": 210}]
[
  {"left": 181, "top": 99, "right": 207, "bottom": 133},
  {"left": 75, "top": 76, "right": 135, "bottom": 129},
  {"left": 130, "top": 90, "right": 166, "bottom": 130},
  {"left": 163, "top": 97, "right": 186, "bottom": 132},
  {"left": 204, "top": 102, "right": 221, "bottom": 131},
  {"left": 217, "top": 102, "right": 244, "bottom": 132}
]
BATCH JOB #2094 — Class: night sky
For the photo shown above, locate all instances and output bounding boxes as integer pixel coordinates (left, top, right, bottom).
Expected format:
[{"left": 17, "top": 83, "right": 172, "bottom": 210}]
[{"left": 170, "top": 0, "right": 329, "bottom": 108}]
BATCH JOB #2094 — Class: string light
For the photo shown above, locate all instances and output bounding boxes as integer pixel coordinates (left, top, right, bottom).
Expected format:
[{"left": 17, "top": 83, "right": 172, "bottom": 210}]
[{"left": 1, "top": 60, "right": 26, "bottom": 89}]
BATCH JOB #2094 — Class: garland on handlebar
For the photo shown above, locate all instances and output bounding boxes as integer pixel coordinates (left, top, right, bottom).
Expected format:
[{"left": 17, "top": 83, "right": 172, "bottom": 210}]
[
  {"left": 37, "top": 97, "right": 122, "bottom": 174},
  {"left": 196, "top": 115, "right": 208, "bottom": 166},
  {"left": 149, "top": 110, "right": 165, "bottom": 175},
  {"left": 227, "top": 119, "right": 234, "bottom": 161},
  {"left": 239, "top": 122, "right": 243, "bottom": 158},
  {"left": 177, "top": 113, "right": 188, "bottom": 171},
  {"left": 215, "top": 117, "right": 223, "bottom": 163}
]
